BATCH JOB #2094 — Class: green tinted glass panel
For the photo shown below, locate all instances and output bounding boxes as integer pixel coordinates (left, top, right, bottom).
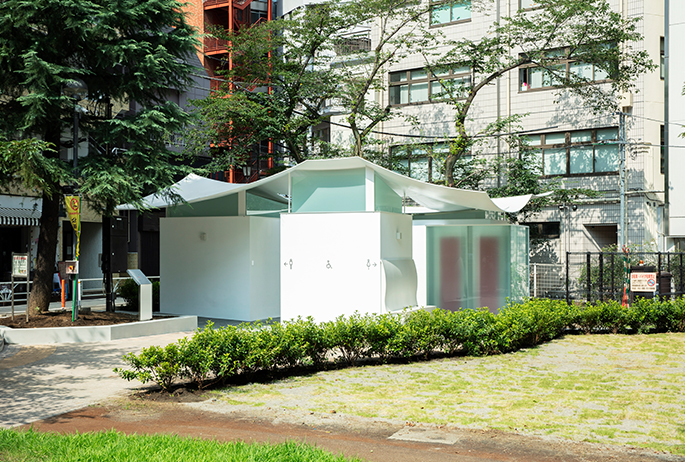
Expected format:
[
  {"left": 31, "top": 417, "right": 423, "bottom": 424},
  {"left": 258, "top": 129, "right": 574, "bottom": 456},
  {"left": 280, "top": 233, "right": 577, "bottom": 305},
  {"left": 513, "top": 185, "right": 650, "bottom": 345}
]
[
  {"left": 390, "top": 72, "right": 406, "bottom": 82},
  {"left": 569, "top": 146, "right": 593, "bottom": 174},
  {"left": 570, "top": 62, "right": 592, "bottom": 80},
  {"left": 545, "top": 132, "right": 566, "bottom": 144},
  {"left": 291, "top": 169, "right": 366, "bottom": 213},
  {"left": 595, "top": 144, "right": 619, "bottom": 172},
  {"left": 594, "top": 66, "right": 609, "bottom": 80},
  {"left": 246, "top": 192, "right": 286, "bottom": 213},
  {"left": 571, "top": 130, "right": 591, "bottom": 143},
  {"left": 544, "top": 148, "right": 566, "bottom": 175},
  {"left": 596, "top": 127, "right": 618, "bottom": 140},
  {"left": 525, "top": 135, "right": 542, "bottom": 146},
  {"left": 411, "top": 157, "right": 430, "bottom": 182},
  {"left": 410, "top": 82, "right": 429, "bottom": 102},
  {"left": 430, "top": 4, "right": 450, "bottom": 24},
  {"left": 167, "top": 194, "right": 239, "bottom": 217},
  {"left": 410, "top": 69, "right": 427, "bottom": 80},
  {"left": 374, "top": 173, "right": 402, "bottom": 213},
  {"left": 510, "top": 225, "right": 529, "bottom": 303},
  {"left": 451, "top": 1, "right": 471, "bottom": 21}
]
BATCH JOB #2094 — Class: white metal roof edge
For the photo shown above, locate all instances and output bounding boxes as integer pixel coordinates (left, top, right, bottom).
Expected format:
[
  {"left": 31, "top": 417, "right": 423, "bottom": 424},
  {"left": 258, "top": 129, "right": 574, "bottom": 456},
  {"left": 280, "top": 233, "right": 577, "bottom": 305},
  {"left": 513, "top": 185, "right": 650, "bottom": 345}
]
[{"left": 118, "top": 157, "right": 537, "bottom": 214}]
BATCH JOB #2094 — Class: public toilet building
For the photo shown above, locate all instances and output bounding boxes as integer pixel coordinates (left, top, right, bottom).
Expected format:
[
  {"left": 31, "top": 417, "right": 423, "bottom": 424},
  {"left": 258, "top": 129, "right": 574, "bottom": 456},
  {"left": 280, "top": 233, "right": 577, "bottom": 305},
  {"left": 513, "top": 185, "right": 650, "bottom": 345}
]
[{"left": 121, "top": 158, "right": 531, "bottom": 322}]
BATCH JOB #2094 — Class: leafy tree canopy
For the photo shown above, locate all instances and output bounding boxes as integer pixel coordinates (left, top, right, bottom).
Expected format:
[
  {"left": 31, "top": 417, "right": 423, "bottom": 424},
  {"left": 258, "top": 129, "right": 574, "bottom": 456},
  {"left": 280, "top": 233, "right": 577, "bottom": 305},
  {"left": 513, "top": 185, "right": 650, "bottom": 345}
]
[{"left": 0, "top": 0, "right": 200, "bottom": 311}]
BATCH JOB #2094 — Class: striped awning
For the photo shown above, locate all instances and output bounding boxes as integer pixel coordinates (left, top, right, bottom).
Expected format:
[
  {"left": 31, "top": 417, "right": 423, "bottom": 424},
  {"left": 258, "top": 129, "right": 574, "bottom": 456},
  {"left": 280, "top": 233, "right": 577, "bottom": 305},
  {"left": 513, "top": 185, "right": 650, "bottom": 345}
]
[{"left": 0, "top": 207, "right": 41, "bottom": 226}]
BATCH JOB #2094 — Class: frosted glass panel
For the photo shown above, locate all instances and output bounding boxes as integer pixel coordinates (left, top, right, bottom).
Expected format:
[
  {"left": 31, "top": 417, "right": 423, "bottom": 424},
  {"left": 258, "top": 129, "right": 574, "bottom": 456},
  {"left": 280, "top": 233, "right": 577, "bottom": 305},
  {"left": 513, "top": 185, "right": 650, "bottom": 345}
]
[
  {"left": 410, "top": 82, "right": 429, "bottom": 102},
  {"left": 291, "top": 169, "right": 366, "bottom": 213},
  {"left": 426, "top": 224, "right": 524, "bottom": 312},
  {"left": 544, "top": 148, "right": 566, "bottom": 175},
  {"left": 426, "top": 226, "right": 468, "bottom": 311},
  {"left": 529, "top": 67, "right": 543, "bottom": 88},
  {"left": 525, "top": 135, "right": 541, "bottom": 146},
  {"left": 595, "top": 144, "right": 619, "bottom": 172},
  {"left": 570, "top": 146, "right": 593, "bottom": 174},
  {"left": 510, "top": 225, "right": 529, "bottom": 302}
]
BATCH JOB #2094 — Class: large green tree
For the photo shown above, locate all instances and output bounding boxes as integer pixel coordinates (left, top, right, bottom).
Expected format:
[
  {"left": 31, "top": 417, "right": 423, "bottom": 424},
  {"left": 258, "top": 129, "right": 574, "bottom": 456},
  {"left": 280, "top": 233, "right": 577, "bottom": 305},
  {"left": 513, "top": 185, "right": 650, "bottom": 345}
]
[
  {"left": 429, "top": 0, "right": 654, "bottom": 187},
  {"left": 0, "top": 0, "right": 199, "bottom": 312}
]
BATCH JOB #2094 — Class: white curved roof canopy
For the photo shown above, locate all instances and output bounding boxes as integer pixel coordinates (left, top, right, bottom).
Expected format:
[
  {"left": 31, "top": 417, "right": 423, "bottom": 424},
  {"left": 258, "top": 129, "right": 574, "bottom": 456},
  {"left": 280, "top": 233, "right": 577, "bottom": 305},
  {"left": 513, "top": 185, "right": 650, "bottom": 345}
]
[{"left": 118, "top": 157, "right": 540, "bottom": 214}]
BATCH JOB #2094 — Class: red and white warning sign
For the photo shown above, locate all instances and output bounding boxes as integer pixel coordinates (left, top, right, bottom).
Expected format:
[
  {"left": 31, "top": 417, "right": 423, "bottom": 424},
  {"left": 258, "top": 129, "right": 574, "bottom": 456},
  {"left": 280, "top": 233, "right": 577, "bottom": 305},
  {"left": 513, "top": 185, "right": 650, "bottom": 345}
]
[{"left": 630, "top": 272, "right": 657, "bottom": 292}]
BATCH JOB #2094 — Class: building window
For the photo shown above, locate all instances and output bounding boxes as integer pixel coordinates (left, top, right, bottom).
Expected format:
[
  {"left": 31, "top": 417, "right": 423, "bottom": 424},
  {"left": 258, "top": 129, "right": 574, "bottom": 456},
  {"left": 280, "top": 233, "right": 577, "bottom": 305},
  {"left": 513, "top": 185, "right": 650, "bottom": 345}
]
[
  {"left": 526, "top": 222, "right": 560, "bottom": 240},
  {"left": 430, "top": 0, "right": 470, "bottom": 26},
  {"left": 391, "top": 143, "right": 450, "bottom": 182},
  {"left": 519, "top": 48, "right": 611, "bottom": 92},
  {"left": 389, "top": 66, "right": 471, "bottom": 105},
  {"left": 335, "top": 36, "right": 372, "bottom": 56},
  {"left": 527, "top": 127, "right": 619, "bottom": 176},
  {"left": 660, "top": 37, "right": 665, "bottom": 80},
  {"left": 519, "top": 0, "right": 538, "bottom": 9}
]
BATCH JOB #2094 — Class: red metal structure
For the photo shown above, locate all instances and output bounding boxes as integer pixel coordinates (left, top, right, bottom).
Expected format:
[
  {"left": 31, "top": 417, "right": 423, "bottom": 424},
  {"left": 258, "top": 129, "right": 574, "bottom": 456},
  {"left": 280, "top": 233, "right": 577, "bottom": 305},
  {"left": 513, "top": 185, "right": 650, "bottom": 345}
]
[{"left": 189, "top": 0, "right": 275, "bottom": 183}]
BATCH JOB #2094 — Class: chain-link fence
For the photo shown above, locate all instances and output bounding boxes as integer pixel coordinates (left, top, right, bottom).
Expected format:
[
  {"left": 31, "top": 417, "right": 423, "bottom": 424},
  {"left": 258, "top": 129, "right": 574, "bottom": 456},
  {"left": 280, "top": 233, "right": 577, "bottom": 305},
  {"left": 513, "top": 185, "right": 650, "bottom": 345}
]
[{"left": 531, "top": 252, "right": 685, "bottom": 303}]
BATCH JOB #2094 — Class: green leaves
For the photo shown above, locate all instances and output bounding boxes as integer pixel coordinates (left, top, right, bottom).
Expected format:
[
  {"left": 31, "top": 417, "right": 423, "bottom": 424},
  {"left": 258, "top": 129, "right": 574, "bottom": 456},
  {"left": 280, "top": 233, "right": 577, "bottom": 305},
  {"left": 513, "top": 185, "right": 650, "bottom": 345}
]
[{"left": 116, "top": 298, "right": 685, "bottom": 392}]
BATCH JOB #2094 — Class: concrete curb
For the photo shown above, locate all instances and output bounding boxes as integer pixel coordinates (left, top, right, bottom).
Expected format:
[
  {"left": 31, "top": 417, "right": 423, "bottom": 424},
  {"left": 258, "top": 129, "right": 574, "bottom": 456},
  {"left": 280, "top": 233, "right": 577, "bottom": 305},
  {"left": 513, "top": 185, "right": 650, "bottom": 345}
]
[{"left": 0, "top": 316, "right": 197, "bottom": 345}]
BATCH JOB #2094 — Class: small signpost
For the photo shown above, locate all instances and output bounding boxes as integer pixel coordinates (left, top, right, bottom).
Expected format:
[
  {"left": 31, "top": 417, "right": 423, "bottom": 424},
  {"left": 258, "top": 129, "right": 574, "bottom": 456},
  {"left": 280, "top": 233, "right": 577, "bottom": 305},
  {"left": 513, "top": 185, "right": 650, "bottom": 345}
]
[
  {"left": 630, "top": 271, "right": 657, "bottom": 293},
  {"left": 11, "top": 252, "right": 30, "bottom": 322},
  {"left": 126, "top": 269, "right": 153, "bottom": 321}
]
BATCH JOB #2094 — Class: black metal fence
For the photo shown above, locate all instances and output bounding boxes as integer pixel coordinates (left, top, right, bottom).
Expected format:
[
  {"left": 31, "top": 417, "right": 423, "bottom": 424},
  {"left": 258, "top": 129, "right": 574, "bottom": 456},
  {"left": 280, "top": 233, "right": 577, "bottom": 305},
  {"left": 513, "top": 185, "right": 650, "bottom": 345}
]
[{"left": 562, "top": 251, "right": 685, "bottom": 303}]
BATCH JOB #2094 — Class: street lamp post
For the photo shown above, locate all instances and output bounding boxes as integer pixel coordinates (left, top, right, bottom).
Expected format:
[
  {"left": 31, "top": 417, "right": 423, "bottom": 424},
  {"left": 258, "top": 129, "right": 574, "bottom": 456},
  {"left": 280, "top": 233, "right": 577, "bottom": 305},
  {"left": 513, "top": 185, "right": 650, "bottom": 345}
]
[{"left": 62, "top": 79, "right": 88, "bottom": 320}]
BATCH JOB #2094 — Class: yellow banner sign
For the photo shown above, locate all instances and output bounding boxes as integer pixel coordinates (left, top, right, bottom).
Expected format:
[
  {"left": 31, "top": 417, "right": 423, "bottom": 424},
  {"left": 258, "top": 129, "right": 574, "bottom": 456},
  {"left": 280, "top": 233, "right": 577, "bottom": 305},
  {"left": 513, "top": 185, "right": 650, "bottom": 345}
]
[{"left": 65, "top": 195, "right": 81, "bottom": 259}]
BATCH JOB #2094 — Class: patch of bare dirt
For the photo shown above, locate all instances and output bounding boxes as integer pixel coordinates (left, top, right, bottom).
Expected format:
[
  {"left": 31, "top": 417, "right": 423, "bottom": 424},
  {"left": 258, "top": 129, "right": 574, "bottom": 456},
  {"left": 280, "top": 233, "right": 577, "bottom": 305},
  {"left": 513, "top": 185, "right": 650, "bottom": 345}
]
[
  {"left": 21, "top": 401, "right": 683, "bottom": 462},
  {"left": 130, "top": 385, "right": 210, "bottom": 404},
  {"left": 0, "top": 310, "right": 154, "bottom": 328}
]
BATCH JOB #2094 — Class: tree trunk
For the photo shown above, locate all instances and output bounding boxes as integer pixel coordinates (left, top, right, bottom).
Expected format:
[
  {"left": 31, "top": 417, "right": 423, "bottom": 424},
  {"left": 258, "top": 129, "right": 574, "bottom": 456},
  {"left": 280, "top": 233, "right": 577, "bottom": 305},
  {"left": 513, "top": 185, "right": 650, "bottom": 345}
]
[{"left": 29, "top": 191, "right": 61, "bottom": 313}]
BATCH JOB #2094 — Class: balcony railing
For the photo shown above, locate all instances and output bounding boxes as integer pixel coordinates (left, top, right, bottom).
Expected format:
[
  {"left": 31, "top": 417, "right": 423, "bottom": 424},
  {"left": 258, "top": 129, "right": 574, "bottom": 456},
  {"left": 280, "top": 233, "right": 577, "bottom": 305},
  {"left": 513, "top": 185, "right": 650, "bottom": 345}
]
[{"left": 204, "top": 36, "right": 229, "bottom": 54}]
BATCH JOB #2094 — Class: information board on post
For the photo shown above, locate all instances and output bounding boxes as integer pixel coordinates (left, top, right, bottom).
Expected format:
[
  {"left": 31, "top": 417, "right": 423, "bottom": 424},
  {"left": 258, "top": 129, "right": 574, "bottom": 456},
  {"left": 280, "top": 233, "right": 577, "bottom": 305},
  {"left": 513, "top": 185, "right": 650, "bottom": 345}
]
[
  {"left": 12, "top": 254, "right": 28, "bottom": 278},
  {"left": 630, "top": 272, "right": 657, "bottom": 293}
]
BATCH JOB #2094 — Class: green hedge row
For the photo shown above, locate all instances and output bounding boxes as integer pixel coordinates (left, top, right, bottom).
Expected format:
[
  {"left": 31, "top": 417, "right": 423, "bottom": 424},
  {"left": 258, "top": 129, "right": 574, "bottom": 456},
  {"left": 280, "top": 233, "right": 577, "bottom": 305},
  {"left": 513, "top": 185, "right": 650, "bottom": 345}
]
[{"left": 115, "top": 297, "right": 685, "bottom": 392}]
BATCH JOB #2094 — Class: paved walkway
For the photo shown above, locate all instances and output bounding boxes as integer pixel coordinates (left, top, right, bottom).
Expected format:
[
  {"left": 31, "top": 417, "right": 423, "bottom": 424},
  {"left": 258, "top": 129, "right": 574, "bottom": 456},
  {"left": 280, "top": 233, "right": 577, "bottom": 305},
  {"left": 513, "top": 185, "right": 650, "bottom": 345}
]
[{"left": 0, "top": 330, "right": 192, "bottom": 428}]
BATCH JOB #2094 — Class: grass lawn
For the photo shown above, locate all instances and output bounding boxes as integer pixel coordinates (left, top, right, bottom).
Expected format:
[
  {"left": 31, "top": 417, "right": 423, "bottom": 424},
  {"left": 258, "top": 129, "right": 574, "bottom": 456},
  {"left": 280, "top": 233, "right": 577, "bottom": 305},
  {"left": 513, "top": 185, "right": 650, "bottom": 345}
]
[
  {"left": 216, "top": 333, "right": 685, "bottom": 455},
  {"left": 0, "top": 429, "right": 362, "bottom": 462}
]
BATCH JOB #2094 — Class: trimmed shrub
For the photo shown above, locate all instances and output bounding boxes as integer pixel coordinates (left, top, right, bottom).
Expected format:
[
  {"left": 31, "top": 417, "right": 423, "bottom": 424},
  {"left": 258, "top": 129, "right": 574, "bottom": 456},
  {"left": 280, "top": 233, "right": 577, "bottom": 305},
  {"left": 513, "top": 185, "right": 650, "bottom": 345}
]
[
  {"left": 115, "top": 297, "right": 685, "bottom": 392},
  {"left": 115, "top": 343, "right": 183, "bottom": 392},
  {"left": 328, "top": 313, "right": 370, "bottom": 366}
]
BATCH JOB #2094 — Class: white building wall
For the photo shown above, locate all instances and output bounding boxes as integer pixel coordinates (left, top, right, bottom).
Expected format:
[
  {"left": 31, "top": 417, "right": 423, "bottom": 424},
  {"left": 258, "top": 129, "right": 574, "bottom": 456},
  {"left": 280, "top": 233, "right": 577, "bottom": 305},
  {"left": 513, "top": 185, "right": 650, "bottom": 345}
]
[
  {"left": 667, "top": 0, "right": 685, "bottom": 238},
  {"left": 160, "top": 216, "right": 280, "bottom": 321},
  {"left": 280, "top": 212, "right": 413, "bottom": 323}
]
